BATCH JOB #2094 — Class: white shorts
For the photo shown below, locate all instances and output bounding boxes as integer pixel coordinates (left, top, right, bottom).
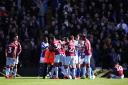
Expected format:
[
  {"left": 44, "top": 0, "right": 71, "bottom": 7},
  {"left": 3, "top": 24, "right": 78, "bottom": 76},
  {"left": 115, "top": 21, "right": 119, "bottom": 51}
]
[
  {"left": 39, "top": 57, "right": 45, "bottom": 63},
  {"left": 6, "top": 57, "right": 16, "bottom": 66},
  {"left": 83, "top": 55, "right": 91, "bottom": 64},
  {"left": 75, "top": 55, "right": 81, "bottom": 64},
  {"left": 64, "top": 56, "right": 76, "bottom": 66},
  {"left": 54, "top": 54, "right": 61, "bottom": 63}
]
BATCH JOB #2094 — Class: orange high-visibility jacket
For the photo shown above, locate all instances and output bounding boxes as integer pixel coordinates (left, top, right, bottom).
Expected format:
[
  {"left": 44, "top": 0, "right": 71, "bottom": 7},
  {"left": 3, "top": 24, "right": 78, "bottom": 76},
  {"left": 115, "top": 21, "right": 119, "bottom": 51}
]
[{"left": 44, "top": 49, "right": 55, "bottom": 65}]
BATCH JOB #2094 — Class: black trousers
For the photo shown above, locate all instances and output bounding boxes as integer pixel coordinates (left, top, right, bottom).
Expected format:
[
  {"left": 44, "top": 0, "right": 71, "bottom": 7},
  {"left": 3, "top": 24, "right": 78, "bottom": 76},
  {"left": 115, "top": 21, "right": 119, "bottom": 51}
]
[
  {"left": 38, "top": 63, "right": 47, "bottom": 78},
  {"left": 38, "top": 63, "right": 53, "bottom": 78}
]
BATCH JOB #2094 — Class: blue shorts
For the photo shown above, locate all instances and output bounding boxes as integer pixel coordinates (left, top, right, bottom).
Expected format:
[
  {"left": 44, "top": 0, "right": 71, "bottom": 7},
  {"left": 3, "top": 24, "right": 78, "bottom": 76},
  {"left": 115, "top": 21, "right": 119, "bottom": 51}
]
[
  {"left": 64, "top": 56, "right": 76, "bottom": 66},
  {"left": 6, "top": 57, "right": 16, "bottom": 66},
  {"left": 60, "top": 54, "right": 66, "bottom": 65},
  {"left": 54, "top": 54, "right": 61, "bottom": 63},
  {"left": 82, "top": 55, "right": 91, "bottom": 65}
]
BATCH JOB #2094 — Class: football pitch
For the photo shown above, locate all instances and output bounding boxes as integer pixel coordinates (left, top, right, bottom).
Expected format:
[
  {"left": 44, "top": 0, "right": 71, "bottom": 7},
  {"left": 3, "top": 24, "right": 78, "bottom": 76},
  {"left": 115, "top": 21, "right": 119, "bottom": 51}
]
[{"left": 0, "top": 77, "right": 128, "bottom": 85}]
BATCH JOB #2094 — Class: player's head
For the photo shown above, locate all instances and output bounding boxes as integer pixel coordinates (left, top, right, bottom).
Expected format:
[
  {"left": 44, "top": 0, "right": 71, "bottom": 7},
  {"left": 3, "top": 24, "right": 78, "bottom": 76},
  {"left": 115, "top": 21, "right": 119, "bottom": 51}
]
[
  {"left": 44, "top": 36, "right": 48, "bottom": 43},
  {"left": 14, "top": 34, "right": 19, "bottom": 40},
  {"left": 75, "top": 34, "right": 80, "bottom": 40},
  {"left": 69, "top": 35, "right": 74, "bottom": 40},
  {"left": 82, "top": 33, "right": 87, "bottom": 40},
  {"left": 61, "top": 37, "right": 65, "bottom": 41},
  {"left": 64, "top": 37, "right": 69, "bottom": 43},
  {"left": 114, "top": 62, "right": 119, "bottom": 68},
  {"left": 61, "top": 44, "right": 65, "bottom": 49},
  {"left": 10, "top": 33, "right": 18, "bottom": 42},
  {"left": 51, "top": 36, "right": 56, "bottom": 41}
]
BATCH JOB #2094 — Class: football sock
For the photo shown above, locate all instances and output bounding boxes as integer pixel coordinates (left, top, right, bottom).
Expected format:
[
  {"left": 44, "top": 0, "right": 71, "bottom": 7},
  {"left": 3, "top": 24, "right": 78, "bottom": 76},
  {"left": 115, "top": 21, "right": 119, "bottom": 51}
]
[
  {"left": 55, "top": 67, "right": 59, "bottom": 78},
  {"left": 88, "top": 67, "right": 92, "bottom": 78},
  {"left": 13, "top": 68, "right": 17, "bottom": 77},
  {"left": 6, "top": 66, "right": 10, "bottom": 76},
  {"left": 65, "top": 68, "right": 69, "bottom": 77},
  {"left": 72, "top": 68, "right": 76, "bottom": 78},
  {"left": 51, "top": 67, "right": 55, "bottom": 78},
  {"left": 76, "top": 68, "right": 80, "bottom": 77}
]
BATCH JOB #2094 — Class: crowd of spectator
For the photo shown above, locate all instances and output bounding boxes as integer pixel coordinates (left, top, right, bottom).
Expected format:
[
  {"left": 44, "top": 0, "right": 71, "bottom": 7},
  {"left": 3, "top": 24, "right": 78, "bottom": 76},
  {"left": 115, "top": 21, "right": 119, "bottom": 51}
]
[{"left": 0, "top": 0, "right": 128, "bottom": 71}]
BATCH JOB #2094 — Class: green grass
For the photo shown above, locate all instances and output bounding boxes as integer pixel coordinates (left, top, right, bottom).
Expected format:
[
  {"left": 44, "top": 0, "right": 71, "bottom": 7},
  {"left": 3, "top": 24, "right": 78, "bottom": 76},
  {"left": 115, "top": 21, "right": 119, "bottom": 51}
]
[{"left": 0, "top": 77, "right": 128, "bottom": 85}]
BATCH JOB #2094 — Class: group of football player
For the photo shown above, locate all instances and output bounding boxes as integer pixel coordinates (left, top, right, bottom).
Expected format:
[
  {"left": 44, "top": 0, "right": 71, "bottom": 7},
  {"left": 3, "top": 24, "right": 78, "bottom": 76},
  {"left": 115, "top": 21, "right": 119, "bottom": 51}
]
[
  {"left": 5, "top": 33, "right": 124, "bottom": 79},
  {"left": 39, "top": 33, "right": 95, "bottom": 79}
]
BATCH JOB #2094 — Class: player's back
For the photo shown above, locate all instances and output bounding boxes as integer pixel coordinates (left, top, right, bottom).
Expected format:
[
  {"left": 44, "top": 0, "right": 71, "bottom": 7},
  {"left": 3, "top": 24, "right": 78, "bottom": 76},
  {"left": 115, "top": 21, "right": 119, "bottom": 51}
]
[
  {"left": 84, "top": 39, "right": 92, "bottom": 55},
  {"left": 66, "top": 40, "right": 76, "bottom": 56},
  {"left": 52, "top": 40, "right": 61, "bottom": 55},
  {"left": 14, "top": 41, "right": 22, "bottom": 55},
  {"left": 6, "top": 42, "right": 17, "bottom": 58}
]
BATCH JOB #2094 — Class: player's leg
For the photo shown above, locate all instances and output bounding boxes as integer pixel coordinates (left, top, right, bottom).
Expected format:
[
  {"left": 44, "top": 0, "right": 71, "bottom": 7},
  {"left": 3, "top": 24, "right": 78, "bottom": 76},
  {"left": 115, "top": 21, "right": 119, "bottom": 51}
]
[
  {"left": 50, "top": 64, "right": 55, "bottom": 78},
  {"left": 110, "top": 74, "right": 120, "bottom": 79},
  {"left": 13, "top": 65, "right": 17, "bottom": 78},
  {"left": 76, "top": 64, "right": 81, "bottom": 78},
  {"left": 13, "top": 57, "right": 19, "bottom": 78},
  {"left": 90, "top": 67, "right": 95, "bottom": 79},
  {"left": 54, "top": 64, "right": 59, "bottom": 79},
  {"left": 60, "top": 55, "right": 65, "bottom": 76},
  {"left": 5, "top": 65, "right": 10, "bottom": 78},
  {"left": 53, "top": 54, "right": 60, "bottom": 78},
  {"left": 55, "top": 55, "right": 61, "bottom": 78},
  {"left": 86, "top": 55, "right": 92, "bottom": 79},
  {"left": 76, "top": 53, "right": 81, "bottom": 78},
  {"left": 9, "top": 58, "right": 16, "bottom": 78},
  {"left": 64, "top": 56, "right": 70, "bottom": 79},
  {"left": 5, "top": 57, "right": 11, "bottom": 78},
  {"left": 70, "top": 56, "right": 76, "bottom": 79},
  {"left": 81, "top": 56, "right": 87, "bottom": 79}
]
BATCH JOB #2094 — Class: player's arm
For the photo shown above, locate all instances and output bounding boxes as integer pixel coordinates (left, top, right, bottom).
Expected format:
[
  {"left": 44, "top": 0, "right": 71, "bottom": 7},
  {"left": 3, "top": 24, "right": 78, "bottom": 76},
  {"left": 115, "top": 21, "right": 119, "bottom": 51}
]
[
  {"left": 84, "top": 41, "right": 91, "bottom": 51},
  {"left": 13, "top": 46, "right": 17, "bottom": 58},
  {"left": 5, "top": 44, "right": 8, "bottom": 57},
  {"left": 17, "top": 43, "right": 22, "bottom": 56},
  {"left": 5, "top": 48, "right": 7, "bottom": 57},
  {"left": 87, "top": 42, "right": 91, "bottom": 51}
]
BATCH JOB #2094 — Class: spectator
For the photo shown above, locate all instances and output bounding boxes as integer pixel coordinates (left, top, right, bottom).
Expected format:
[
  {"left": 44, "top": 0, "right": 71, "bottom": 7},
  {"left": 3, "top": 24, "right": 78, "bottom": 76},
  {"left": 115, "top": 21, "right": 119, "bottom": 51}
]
[
  {"left": 109, "top": 48, "right": 121, "bottom": 68},
  {"left": 117, "top": 19, "right": 128, "bottom": 33},
  {"left": 35, "top": 0, "right": 48, "bottom": 28}
]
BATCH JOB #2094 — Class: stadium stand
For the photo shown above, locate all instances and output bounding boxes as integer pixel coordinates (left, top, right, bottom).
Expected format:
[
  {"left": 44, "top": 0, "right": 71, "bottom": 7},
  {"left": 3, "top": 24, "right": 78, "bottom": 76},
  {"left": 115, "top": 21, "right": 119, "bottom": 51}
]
[{"left": 0, "top": 0, "right": 128, "bottom": 76}]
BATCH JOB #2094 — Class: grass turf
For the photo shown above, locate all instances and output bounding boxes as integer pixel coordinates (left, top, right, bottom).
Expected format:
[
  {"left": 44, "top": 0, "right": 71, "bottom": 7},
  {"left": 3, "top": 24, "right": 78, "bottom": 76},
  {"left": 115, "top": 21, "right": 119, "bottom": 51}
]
[{"left": 0, "top": 77, "right": 128, "bottom": 85}]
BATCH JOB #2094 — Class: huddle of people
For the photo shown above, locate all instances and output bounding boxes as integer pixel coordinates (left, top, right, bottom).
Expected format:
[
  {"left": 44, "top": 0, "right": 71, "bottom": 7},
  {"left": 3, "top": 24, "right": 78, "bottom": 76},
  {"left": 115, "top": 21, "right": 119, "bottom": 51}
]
[
  {"left": 38, "top": 33, "right": 125, "bottom": 79},
  {"left": 38, "top": 34, "right": 95, "bottom": 79}
]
